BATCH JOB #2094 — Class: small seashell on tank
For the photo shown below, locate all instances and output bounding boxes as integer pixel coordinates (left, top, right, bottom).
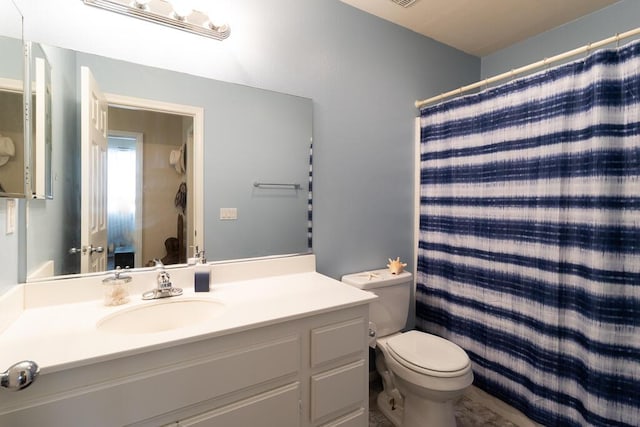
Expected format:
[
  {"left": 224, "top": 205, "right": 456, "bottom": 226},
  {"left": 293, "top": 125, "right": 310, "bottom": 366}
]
[{"left": 386, "top": 257, "right": 407, "bottom": 274}]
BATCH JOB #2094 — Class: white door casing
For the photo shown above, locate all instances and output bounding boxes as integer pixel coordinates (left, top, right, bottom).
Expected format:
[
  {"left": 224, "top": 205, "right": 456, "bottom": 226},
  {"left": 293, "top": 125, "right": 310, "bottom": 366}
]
[{"left": 80, "top": 66, "right": 108, "bottom": 273}]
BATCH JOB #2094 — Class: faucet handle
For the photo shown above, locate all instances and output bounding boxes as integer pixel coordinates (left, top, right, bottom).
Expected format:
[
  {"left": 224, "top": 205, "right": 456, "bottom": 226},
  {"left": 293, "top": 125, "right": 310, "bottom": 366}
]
[
  {"left": 103, "top": 266, "right": 132, "bottom": 284},
  {"left": 156, "top": 270, "right": 172, "bottom": 289},
  {"left": 114, "top": 266, "right": 131, "bottom": 280}
]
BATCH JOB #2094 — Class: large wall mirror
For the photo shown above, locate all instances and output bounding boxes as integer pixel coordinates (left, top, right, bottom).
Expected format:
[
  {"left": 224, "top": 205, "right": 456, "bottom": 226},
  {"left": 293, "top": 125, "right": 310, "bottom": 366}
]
[{"left": 0, "top": 30, "right": 312, "bottom": 283}]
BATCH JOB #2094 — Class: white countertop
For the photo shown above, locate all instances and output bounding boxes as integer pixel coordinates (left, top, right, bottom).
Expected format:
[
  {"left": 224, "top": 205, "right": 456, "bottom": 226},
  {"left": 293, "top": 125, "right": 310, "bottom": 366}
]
[{"left": 0, "top": 256, "right": 376, "bottom": 374}]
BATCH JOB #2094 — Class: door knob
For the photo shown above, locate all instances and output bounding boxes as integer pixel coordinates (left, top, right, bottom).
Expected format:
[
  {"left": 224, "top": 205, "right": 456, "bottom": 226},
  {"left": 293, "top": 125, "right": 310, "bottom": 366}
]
[
  {"left": 88, "top": 245, "right": 104, "bottom": 254},
  {"left": 68, "top": 247, "right": 83, "bottom": 254}
]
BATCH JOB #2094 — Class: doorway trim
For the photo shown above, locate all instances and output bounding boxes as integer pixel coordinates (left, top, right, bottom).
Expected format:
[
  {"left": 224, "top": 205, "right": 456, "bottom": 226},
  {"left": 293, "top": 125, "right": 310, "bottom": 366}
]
[{"left": 104, "top": 92, "right": 204, "bottom": 259}]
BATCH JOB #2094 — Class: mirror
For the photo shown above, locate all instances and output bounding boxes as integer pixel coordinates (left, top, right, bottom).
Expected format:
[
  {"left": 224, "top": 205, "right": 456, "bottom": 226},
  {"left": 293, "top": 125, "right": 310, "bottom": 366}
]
[
  {"left": 0, "top": 3, "right": 25, "bottom": 198},
  {"left": 22, "top": 42, "right": 312, "bottom": 280},
  {"left": 29, "top": 41, "right": 53, "bottom": 199}
]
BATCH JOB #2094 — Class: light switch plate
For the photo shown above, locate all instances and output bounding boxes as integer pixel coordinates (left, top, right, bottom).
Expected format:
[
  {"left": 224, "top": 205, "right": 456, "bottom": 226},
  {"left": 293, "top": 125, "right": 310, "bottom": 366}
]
[
  {"left": 220, "top": 207, "right": 237, "bottom": 220},
  {"left": 6, "top": 199, "right": 16, "bottom": 234}
]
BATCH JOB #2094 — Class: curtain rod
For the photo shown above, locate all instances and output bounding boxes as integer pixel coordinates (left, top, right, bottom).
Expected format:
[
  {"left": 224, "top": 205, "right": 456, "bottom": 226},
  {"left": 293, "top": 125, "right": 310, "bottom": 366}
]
[{"left": 415, "top": 26, "right": 640, "bottom": 110}]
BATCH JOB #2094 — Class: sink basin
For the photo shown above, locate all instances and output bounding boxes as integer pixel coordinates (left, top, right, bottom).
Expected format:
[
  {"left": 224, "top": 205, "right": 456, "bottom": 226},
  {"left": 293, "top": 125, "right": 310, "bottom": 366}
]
[{"left": 97, "top": 298, "right": 225, "bottom": 334}]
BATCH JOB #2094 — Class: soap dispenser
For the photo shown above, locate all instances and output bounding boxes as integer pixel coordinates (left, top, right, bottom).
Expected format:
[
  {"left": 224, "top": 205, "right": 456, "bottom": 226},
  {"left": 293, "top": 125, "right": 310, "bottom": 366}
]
[{"left": 193, "top": 248, "right": 210, "bottom": 292}]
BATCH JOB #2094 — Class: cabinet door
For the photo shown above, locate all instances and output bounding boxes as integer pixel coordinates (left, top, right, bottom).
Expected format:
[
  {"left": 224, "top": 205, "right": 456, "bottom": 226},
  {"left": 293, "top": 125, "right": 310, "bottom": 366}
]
[
  {"left": 310, "top": 360, "right": 366, "bottom": 422},
  {"left": 311, "top": 318, "right": 365, "bottom": 367},
  {"left": 178, "top": 382, "right": 300, "bottom": 427}
]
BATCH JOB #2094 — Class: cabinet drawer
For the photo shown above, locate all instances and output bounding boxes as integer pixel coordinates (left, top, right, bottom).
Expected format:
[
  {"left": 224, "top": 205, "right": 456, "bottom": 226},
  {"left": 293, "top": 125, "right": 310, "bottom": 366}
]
[
  {"left": 311, "top": 318, "right": 365, "bottom": 367},
  {"left": 310, "top": 359, "right": 366, "bottom": 422},
  {"left": 178, "top": 382, "right": 300, "bottom": 427},
  {"left": 0, "top": 335, "right": 300, "bottom": 427}
]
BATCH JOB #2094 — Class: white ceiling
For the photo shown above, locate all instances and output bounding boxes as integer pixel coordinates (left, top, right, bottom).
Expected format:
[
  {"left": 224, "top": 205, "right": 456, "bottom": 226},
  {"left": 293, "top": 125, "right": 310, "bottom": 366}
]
[{"left": 339, "top": 0, "right": 620, "bottom": 56}]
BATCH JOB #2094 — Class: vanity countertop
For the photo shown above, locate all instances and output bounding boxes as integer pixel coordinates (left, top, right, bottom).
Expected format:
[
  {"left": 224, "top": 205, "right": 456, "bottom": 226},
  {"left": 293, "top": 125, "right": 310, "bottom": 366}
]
[{"left": 0, "top": 255, "right": 376, "bottom": 374}]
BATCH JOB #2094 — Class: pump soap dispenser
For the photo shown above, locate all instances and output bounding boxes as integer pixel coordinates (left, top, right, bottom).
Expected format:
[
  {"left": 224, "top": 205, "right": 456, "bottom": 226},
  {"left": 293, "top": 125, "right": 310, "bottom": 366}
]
[{"left": 193, "top": 248, "right": 210, "bottom": 292}]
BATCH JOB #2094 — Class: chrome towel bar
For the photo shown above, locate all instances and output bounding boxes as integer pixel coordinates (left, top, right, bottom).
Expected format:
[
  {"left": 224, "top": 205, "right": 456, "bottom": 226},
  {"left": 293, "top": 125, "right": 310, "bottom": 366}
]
[{"left": 253, "top": 182, "right": 301, "bottom": 189}]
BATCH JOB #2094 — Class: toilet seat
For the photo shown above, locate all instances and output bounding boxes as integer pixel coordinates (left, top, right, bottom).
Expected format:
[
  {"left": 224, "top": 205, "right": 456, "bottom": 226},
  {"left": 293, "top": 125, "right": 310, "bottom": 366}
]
[{"left": 386, "top": 331, "right": 471, "bottom": 378}]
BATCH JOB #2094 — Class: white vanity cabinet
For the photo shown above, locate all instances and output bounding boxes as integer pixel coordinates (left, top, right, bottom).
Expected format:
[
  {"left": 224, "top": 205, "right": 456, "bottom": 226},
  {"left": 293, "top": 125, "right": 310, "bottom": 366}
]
[{"left": 0, "top": 304, "right": 370, "bottom": 427}]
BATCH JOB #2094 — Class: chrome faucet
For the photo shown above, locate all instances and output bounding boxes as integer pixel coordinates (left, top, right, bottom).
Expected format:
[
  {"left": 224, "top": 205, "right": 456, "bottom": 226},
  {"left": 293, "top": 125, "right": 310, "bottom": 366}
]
[{"left": 142, "top": 260, "right": 183, "bottom": 300}]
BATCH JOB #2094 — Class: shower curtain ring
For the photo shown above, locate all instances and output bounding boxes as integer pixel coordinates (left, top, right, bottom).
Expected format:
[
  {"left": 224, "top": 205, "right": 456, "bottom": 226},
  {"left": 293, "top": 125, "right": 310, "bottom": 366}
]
[{"left": 615, "top": 33, "right": 620, "bottom": 48}]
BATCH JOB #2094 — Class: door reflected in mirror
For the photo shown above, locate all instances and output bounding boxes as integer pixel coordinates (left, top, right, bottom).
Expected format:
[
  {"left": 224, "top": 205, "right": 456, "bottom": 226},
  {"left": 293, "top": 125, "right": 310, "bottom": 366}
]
[{"left": 73, "top": 65, "right": 198, "bottom": 275}]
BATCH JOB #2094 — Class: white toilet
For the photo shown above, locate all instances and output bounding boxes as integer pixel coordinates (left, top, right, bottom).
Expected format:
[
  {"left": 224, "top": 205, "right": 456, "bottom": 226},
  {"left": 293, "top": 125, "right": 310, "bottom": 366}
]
[{"left": 342, "top": 268, "right": 473, "bottom": 427}]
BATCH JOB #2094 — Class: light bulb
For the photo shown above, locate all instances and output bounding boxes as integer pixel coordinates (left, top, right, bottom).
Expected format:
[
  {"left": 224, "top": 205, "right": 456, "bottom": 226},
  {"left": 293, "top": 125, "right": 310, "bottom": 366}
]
[
  {"left": 132, "top": 0, "right": 151, "bottom": 9},
  {"left": 170, "top": 0, "right": 192, "bottom": 20},
  {"left": 206, "top": 18, "right": 229, "bottom": 33}
]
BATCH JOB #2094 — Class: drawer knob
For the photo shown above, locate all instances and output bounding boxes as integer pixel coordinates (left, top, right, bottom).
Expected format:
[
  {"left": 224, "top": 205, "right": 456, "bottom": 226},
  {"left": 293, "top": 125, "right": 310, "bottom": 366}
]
[{"left": 1, "top": 361, "right": 40, "bottom": 391}]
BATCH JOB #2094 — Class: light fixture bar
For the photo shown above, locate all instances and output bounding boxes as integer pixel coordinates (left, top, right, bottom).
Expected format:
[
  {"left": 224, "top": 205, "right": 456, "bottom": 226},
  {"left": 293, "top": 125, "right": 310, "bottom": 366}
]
[{"left": 82, "top": 0, "right": 230, "bottom": 41}]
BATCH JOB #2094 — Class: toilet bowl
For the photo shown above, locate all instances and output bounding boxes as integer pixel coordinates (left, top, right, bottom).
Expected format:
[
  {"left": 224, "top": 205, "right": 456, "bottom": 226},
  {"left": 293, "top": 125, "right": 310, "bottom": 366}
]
[
  {"left": 341, "top": 269, "right": 473, "bottom": 427},
  {"left": 378, "top": 331, "right": 473, "bottom": 427}
]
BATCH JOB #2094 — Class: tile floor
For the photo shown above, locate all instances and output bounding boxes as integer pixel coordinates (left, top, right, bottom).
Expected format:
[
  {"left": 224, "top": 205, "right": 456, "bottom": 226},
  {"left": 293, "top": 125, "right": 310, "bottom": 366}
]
[{"left": 369, "top": 379, "right": 522, "bottom": 427}]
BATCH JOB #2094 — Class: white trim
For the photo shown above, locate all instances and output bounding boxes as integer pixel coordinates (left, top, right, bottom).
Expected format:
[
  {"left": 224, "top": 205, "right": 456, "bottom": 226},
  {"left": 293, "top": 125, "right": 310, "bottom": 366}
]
[{"left": 104, "top": 93, "right": 204, "bottom": 259}]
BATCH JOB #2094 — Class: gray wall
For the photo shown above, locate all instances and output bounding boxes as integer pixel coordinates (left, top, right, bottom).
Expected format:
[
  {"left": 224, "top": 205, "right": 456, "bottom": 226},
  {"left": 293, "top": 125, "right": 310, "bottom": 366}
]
[
  {"left": 481, "top": 0, "right": 640, "bottom": 78},
  {"left": 7, "top": 0, "right": 478, "bottom": 284}
]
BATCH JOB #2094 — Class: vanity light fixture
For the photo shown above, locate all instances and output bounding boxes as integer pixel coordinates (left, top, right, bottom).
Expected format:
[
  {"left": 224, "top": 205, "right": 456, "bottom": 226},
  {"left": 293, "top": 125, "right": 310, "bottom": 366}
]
[{"left": 82, "top": 0, "right": 230, "bottom": 41}]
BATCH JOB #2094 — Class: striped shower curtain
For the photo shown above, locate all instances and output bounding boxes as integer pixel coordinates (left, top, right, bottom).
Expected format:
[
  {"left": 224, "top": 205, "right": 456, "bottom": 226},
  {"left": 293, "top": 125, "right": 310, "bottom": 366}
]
[{"left": 416, "top": 40, "right": 640, "bottom": 426}]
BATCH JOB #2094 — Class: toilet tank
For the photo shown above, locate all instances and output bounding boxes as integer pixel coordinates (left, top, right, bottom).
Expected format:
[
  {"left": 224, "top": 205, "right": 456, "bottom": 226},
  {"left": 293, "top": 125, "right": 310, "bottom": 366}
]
[{"left": 342, "top": 268, "right": 412, "bottom": 338}]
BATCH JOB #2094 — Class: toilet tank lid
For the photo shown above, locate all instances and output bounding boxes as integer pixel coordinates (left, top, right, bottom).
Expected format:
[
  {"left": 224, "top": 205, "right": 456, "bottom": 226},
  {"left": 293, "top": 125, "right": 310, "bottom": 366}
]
[{"left": 341, "top": 268, "right": 412, "bottom": 290}]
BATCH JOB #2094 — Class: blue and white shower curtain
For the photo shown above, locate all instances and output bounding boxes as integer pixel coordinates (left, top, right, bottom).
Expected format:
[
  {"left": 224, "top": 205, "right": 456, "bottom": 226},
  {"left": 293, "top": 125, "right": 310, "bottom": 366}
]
[{"left": 417, "top": 40, "right": 640, "bottom": 426}]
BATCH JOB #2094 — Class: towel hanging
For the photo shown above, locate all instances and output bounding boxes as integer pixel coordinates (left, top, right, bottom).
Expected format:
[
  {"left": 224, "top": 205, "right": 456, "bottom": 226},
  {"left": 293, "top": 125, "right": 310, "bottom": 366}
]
[{"left": 174, "top": 182, "right": 187, "bottom": 214}]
